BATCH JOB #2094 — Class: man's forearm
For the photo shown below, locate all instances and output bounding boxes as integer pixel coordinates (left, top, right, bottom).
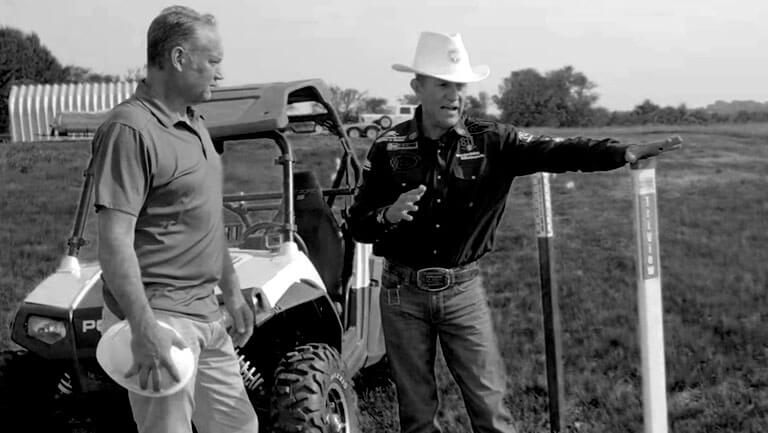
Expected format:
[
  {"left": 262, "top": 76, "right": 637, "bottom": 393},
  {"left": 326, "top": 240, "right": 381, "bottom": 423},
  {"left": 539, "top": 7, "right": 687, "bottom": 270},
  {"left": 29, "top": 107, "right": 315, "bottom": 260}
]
[
  {"left": 98, "top": 214, "right": 156, "bottom": 334},
  {"left": 219, "top": 245, "right": 240, "bottom": 296}
]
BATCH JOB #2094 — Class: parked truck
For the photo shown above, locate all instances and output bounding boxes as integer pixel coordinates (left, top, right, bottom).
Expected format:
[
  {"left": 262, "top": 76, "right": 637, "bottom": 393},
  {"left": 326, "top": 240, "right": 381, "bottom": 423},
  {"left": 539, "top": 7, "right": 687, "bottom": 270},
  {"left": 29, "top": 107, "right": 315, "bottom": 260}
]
[{"left": 359, "top": 104, "right": 417, "bottom": 129}]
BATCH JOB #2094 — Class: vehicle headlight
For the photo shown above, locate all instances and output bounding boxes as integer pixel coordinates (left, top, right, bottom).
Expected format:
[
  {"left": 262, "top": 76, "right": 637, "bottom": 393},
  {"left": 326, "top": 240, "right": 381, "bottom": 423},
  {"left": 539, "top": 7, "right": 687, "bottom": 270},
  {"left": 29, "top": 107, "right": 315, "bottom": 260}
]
[{"left": 27, "top": 315, "right": 67, "bottom": 344}]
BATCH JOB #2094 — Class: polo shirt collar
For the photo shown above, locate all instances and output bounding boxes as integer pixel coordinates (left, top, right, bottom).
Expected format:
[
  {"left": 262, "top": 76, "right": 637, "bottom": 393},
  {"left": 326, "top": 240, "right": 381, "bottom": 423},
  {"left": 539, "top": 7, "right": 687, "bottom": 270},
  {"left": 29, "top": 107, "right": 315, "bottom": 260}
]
[
  {"left": 133, "top": 80, "right": 202, "bottom": 128},
  {"left": 408, "top": 105, "right": 471, "bottom": 141}
]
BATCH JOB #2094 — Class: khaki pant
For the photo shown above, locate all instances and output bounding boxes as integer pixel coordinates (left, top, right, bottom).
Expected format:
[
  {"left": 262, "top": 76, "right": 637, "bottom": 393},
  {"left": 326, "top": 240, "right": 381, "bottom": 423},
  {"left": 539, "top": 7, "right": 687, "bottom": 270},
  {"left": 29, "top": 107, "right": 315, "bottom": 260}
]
[{"left": 102, "top": 307, "right": 258, "bottom": 433}]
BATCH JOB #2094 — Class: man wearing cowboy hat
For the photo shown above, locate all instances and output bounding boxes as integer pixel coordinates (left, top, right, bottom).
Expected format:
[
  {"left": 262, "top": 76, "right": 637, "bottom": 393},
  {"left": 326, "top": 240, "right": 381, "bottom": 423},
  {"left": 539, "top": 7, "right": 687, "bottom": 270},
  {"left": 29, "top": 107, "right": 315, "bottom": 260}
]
[{"left": 347, "top": 31, "right": 680, "bottom": 433}]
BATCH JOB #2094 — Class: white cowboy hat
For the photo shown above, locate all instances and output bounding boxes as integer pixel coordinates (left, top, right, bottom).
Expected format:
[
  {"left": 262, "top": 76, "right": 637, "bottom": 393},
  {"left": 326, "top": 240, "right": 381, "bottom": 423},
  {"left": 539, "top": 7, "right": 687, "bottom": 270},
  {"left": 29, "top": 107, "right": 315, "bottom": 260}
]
[
  {"left": 392, "top": 31, "right": 490, "bottom": 83},
  {"left": 96, "top": 320, "right": 195, "bottom": 397}
]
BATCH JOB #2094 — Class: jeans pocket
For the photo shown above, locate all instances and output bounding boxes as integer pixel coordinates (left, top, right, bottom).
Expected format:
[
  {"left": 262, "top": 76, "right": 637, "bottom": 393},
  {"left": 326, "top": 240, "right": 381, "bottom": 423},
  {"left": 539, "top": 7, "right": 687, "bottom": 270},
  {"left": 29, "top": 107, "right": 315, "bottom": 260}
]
[{"left": 385, "top": 288, "right": 401, "bottom": 306}]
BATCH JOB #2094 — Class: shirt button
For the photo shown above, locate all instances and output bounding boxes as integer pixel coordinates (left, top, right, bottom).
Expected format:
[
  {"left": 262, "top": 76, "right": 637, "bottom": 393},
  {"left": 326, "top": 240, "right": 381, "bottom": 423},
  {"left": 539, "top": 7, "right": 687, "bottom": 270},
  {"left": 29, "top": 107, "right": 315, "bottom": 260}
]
[
  {"left": 433, "top": 250, "right": 438, "bottom": 254},
  {"left": 435, "top": 224, "right": 440, "bottom": 229},
  {"left": 436, "top": 198, "right": 442, "bottom": 203},
  {"left": 437, "top": 175, "right": 442, "bottom": 180},
  {"left": 401, "top": 183, "right": 406, "bottom": 187},
  {"left": 468, "top": 202, "right": 474, "bottom": 207}
]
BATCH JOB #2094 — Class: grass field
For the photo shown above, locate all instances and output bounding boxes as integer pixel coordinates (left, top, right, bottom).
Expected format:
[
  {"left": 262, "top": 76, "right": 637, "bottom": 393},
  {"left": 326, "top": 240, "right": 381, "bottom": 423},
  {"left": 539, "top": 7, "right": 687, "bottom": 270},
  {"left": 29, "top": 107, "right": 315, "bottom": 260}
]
[{"left": 1, "top": 124, "right": 767, "bottom": 432}]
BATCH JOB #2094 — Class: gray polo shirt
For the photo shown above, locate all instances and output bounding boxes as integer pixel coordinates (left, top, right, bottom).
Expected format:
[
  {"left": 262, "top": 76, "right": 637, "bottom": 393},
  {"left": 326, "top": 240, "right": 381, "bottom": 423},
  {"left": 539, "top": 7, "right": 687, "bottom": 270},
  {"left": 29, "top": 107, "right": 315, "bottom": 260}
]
[{"left": 91, "top": 81, "right": 223, "bottom": 322}]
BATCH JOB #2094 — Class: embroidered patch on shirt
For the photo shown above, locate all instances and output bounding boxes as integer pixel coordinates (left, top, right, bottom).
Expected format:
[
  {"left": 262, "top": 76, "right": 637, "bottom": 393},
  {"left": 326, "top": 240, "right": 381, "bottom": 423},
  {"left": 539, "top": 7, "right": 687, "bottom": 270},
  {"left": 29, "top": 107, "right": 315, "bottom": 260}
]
[
  {"left": 458, "top": 136, "right": 476, "bottom": 153},
  {"left": 456, "top": 151, "right": 484, "bottom": 161},
  {"left": 386, "top": 141, "right": 418, "bottom": 151},
  {"left": 518, "top": 131, "right": 534, "bottom": 143},
  {"left": 390, "top": 153, "right": 421, "bottom": 170}
]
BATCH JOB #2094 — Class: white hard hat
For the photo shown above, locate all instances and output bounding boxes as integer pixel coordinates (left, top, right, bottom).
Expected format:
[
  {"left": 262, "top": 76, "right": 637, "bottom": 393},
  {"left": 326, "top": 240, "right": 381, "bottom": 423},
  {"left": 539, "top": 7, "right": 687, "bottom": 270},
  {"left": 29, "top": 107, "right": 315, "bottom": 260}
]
[{"left": 96, "top": 320, "right": 195, "bottom": 397}]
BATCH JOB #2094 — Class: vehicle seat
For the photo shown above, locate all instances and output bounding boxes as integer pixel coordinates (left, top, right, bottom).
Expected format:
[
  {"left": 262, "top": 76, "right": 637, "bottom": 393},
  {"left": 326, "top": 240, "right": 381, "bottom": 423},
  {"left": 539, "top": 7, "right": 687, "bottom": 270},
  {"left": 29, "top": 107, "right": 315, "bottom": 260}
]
[{"left": 292, "top": 171, "right": 345, "bottom": 304}]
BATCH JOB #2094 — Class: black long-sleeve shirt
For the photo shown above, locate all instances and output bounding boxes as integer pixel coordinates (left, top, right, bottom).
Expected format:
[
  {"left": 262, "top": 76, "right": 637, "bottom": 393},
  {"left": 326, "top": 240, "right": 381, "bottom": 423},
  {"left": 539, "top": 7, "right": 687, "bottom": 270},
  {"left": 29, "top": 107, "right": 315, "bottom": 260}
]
[{"left": 347, "top": 107, "right": 629, "bottom": 269}]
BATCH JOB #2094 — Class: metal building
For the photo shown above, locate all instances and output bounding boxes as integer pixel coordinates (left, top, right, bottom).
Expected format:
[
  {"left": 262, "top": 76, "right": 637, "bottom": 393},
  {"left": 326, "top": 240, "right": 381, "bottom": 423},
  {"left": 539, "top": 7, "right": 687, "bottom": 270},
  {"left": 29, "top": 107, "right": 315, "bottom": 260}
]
[{"left": 8, "top": 81, "right": 137, "bottom": 143}]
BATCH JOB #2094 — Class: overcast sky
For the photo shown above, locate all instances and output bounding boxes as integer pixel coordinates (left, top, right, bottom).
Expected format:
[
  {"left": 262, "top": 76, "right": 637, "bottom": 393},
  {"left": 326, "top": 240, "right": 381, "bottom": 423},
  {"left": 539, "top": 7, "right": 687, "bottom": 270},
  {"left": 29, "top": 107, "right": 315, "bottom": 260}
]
[{"left": 2, "top": 0, "right": 766, "bottom": 111}]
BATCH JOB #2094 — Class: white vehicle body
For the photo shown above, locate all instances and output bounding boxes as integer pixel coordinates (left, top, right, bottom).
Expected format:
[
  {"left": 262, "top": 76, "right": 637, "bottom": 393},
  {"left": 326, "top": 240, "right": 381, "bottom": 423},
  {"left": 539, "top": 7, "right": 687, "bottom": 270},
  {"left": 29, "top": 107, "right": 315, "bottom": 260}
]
[{"left": 359, "top": 104, "right": 417, "bottom": 129}]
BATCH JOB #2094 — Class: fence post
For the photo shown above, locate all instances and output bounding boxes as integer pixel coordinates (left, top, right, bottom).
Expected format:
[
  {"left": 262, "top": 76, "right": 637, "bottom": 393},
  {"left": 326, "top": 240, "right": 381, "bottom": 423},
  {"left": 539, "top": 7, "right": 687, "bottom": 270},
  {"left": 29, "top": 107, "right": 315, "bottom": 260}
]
[
  {"left": 532, "top": 172, "right": 565, "bottom": 433},
  {"left": 630, "top": 159, "right": 669, "bottom": 433}
]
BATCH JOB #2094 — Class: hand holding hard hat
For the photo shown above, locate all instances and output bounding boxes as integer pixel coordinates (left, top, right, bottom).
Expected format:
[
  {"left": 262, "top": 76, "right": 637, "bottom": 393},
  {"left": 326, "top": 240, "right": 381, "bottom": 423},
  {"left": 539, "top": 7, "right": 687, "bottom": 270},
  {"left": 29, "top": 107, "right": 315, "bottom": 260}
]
[{"left": 97, "top": 320, "right": 194, "bottom": 397}]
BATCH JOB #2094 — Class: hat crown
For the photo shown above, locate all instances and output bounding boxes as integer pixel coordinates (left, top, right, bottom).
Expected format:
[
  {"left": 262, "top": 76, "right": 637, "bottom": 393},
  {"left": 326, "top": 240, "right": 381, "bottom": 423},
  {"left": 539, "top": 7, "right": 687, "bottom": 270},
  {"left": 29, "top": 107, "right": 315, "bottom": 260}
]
[
  {"left": 393, "top": 31, "right": 489, "bottom": 83},
  {"left": 412, "top": 32, "right": 472, "bottom": 76}
]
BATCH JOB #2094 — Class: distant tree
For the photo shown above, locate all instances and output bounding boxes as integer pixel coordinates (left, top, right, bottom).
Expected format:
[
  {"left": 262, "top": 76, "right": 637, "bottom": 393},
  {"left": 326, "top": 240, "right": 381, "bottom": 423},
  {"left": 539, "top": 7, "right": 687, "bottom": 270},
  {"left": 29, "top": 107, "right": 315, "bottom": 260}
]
[
  {"left": 124, "top": 65, "right": 146, "bottom": 82},
  {"left": 399, "top": 94, "right": 420, "bottom": 105},
  {"left": 361, "top": 97, "right": 388, "bottom": 114},
  {"left": 733, "top": 110, "right": 752, "bottom": 123},
  {"left": 632, "top": 99, "right": 661, "bottom": 123},
  {"left": 62, "top": 65, "right": 120, "bottom": 83},
  {"left": 329, "top": 85, "right": 367, "bottom": 122},
  {"left": 588, "top": 106, "right": 611, "bottom": 127},
  {"left": 0, "top": 27, "right": 68, "bottom": 133},
  {"left": 493, "top": 68, "right": 553, "bottom": 126},
  {"left": 655, "top": 106, "right": 682, "bottom": 124},
  {"left": 546, "top": 66, "right": 599, "bottom": 127},
  {"left": 465, "top": 91, "right": 490, "bottom": 118},
  {"left": 494, "top": 66, "right": 600, "bottom": 127}
]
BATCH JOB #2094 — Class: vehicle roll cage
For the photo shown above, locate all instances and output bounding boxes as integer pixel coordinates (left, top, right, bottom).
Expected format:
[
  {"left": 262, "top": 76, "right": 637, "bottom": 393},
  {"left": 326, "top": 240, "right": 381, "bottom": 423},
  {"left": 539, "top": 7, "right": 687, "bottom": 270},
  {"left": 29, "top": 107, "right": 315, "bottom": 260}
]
[{"left": 64, "top": 79, "right": 361, "bottom": 260}]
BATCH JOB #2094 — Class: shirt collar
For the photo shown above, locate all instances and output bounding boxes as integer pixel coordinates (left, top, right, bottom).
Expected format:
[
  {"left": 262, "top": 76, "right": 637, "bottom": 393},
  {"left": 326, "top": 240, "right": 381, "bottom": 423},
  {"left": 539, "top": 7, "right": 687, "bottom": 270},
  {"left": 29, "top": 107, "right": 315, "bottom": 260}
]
[
  {"left": 407, "top": 105, "right": 470, "bottom": 141},
  {"left": 133, "top": 80, "right": 202, "bottom": 128}
]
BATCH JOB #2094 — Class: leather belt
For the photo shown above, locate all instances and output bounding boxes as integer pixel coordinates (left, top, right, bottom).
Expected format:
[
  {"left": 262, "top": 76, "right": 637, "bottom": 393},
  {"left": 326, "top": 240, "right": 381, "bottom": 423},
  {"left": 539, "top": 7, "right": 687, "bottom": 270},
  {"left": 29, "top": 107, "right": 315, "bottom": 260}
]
[{"left": 384, "top": 260, "right": 480, "bottom": 292}]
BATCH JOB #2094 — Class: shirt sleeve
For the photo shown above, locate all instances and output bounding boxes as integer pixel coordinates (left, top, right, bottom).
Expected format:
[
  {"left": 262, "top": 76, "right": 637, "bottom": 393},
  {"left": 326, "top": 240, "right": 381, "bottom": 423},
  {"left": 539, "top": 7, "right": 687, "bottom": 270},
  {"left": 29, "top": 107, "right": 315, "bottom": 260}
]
[
  {"left": 346, "top": 140, "right": 398, "bottom": 243},
  {"left": 501, "top": 125, "right": 629, "bottom": 176},
  {"left": 90, "top": 121, "right": 152, "bottom": 216}
]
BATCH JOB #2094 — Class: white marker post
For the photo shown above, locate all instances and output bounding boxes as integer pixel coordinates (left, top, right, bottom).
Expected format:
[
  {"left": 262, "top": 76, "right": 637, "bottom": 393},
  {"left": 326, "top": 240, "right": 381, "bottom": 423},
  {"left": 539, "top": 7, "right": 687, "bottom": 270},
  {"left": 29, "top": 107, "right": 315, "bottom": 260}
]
[
  {"left": 630, "top": 159, "right": 669, "bottom": 433},
  {"left": 532, "top": 172, "right": 565, "bottom": 433}
]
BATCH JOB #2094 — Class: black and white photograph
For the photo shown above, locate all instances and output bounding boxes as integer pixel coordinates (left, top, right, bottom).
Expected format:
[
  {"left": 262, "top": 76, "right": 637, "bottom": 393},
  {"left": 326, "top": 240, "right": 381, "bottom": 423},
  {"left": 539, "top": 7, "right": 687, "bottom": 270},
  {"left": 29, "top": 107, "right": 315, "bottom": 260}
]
[{"left": 1, "top": 1, "right": 766, "bottom": 432}]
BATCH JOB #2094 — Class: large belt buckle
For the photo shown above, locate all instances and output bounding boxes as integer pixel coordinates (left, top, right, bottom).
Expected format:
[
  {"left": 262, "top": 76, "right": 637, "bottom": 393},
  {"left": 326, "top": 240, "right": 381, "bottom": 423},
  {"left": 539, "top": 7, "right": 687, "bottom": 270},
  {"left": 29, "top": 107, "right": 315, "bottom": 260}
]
[{"left": 416, "top": 267, "right": 452, "bottom": 292}]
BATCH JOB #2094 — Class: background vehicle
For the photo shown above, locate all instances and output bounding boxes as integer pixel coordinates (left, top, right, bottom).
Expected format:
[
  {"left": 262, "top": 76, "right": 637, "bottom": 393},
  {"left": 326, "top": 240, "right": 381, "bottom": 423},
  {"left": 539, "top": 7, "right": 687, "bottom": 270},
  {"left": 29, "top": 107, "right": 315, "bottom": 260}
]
[
  {"left": 50, "top": 110, "right": 109, "bottom": 137},
  {"left": 2, "top": 79, "right": 386, "bottom": 433},
  {"left": 342, "top": 121, "right": 380, "bottom": 139},
  {"left": 359, "top": 104, "right": 417, "bottom": 129}
]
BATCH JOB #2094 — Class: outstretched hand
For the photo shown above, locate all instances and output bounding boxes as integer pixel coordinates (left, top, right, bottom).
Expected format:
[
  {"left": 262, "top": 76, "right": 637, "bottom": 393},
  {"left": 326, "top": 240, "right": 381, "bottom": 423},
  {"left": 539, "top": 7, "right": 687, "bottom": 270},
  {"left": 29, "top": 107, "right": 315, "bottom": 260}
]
[
  {"left": 384, "top": 185, "right": 427, "bottom": 224},
  {"left": 625, "top": 135, "right": 683, "bottom": 163}
]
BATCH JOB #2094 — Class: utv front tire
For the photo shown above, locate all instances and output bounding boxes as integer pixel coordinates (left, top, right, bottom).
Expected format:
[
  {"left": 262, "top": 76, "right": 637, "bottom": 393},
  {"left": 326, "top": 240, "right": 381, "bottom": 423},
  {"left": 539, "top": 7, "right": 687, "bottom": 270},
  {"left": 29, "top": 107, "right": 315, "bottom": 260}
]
[
  {"left": 0, "top": 350, "right": 68, "bottom": 430},
  {"left": 271, "top": 343, "right": 359, "bottom": 433}
]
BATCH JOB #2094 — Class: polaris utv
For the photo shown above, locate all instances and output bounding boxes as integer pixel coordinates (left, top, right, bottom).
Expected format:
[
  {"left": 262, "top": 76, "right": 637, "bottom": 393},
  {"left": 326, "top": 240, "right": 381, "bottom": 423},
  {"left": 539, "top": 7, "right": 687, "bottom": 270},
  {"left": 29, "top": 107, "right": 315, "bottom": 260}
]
[{"left": 2, "top": 79, "right": 386, "bottom": 433}]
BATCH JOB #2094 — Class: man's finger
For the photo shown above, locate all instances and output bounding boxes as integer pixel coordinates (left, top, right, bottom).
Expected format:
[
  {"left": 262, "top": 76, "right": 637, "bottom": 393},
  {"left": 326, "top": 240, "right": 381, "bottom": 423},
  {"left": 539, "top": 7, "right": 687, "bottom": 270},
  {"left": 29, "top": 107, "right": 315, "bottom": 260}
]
[
  {"left": 151, "top": 363, "right": 161, "bottom": 392},
  {"left": 401, "top": 185, "right": 427, "bottom": 199},
  {"left": 233, "top": 308, "right": 246, "bottom": 334},
  {"left": 645, "top": 135, "right": 683, "bottom": 152},
  {"left": 139, "top": 365, "right": 150, "bottom": 390},
  {"left": 400, "top": 192, "right": 424, "bottom": 203},
  {"left": 160, "top": 354, "right": 182, "bottom": 383}
]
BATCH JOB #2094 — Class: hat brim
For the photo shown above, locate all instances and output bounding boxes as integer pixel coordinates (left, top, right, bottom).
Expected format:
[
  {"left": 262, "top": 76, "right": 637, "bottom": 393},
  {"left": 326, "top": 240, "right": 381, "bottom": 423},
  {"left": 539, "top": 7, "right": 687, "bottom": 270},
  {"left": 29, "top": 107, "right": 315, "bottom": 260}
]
[
  {"left": 96, "top": 320, "right": 195, "bottom": 397},
  {"left": 392, "top": 63, "right": 490, "bottom": 83}
]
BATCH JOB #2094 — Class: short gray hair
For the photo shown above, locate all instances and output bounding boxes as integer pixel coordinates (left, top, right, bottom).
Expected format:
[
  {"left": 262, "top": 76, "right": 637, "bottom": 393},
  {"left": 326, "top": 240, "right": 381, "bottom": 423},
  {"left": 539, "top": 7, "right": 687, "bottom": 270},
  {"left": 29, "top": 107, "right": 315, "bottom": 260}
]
[{"left": 147, "top": 5, "right": 216, "bottom": 69}]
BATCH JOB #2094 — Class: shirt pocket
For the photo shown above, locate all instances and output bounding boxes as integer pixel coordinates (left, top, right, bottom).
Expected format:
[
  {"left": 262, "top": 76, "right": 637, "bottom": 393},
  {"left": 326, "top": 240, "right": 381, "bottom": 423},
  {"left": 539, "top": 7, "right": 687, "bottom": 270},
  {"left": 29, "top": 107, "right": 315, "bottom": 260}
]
[
  {"left": 451, "top": 152, "right": 486, "bottom": 181},
  {"left": 389, "top": 151, "right": 424, "bottom": 190},
  {"left": 450, "top": 153, "right": 487, "bottom": 199}
]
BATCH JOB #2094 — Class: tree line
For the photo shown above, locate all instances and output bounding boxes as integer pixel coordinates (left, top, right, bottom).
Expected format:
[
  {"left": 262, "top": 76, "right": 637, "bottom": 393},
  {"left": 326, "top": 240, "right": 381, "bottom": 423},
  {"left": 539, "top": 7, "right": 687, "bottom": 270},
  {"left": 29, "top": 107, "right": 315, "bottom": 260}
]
[{"left": 2, "top": 26, "right": 767, "bottom": 135}]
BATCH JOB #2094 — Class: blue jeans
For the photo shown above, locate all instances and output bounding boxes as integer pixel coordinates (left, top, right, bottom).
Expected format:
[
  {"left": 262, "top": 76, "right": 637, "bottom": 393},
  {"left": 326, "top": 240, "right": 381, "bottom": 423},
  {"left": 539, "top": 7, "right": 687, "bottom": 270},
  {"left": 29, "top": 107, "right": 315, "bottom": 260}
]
[
  {"left": 380, "top": 263, "right": 517, "bottom": 433},
  {"left": 102, "top": 307, "right": 258, "bottom": 433}
]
